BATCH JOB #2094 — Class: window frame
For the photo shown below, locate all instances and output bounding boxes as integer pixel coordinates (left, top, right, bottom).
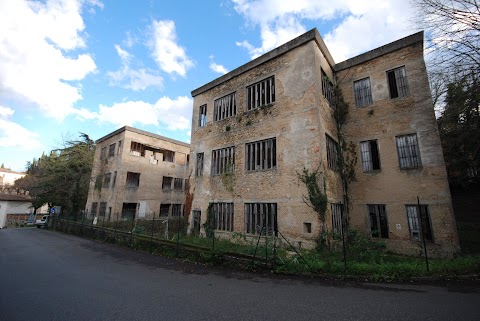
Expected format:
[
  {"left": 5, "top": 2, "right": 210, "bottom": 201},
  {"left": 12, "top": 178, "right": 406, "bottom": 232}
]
[
  {"left": 246, "top": 76, "right": 275, "bottom": 111},
  {"left": 353, "top": 77, "right": 373, "bottom": 107},
  {"left": 211, "top": 146, "right": 235, "bottom": 176},
  {"left": 214, "top": 92, "right": 236, "bottom": 121},
  {"left": 195, "top": 152, "right": 204, "bottom": 177},
  {"left": 100, "top": 147, "right": 107, "bottom": 160},
  {"left": 211, "top": 202, "right": 234, "bottom": 231},
  {"left": 244, "top": 203, "right": 278, "bottom": 236},
  {"left": 406, "top": 204, "right": 433, "bottom": 242},
  {"left": 162, "top": 176, "right": 173, "bottom": 192},
  {"left": 396, "top": 133, "right": 422, "bottom": 170},
  {"left": 331, "top": 203, "right": 343, "bottom": 236},
  {"left": 387, "top": 66, "right": 409, "bottom": 99},
  {"left": 326, "top": 134, "right": 339, "bottom": 171},
  {"left": 173, "top": 178, "right": 183, "bottom": 191},
  {"left": 108, "top": 143, "right": 116, "bottom": 157},
  {"left": 360, "top": 140, "right": 381, "bottom": 172},
  {"left": 103, "top": 173, "right": 111, "bottom": 188},
  {"left": 199, "top": 104, "right": 207, "bottom": 127},
  {"left": 321, "top": 68, "right": 335, "bottom": 107},
  {"left": 245, "top": 138, "right": 277, "bottom": 172},
  {"left": 367, "top": 204, "right": 389, "bottom": 238},
  {"left": 126, "top": 172, "right": 140, "bottom": 188}
]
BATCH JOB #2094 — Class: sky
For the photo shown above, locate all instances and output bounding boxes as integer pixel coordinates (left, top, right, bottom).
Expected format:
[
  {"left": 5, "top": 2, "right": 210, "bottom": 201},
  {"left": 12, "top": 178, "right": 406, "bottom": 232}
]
[{"left": 0, "top": 0, "right": 417, "bottom": 172}]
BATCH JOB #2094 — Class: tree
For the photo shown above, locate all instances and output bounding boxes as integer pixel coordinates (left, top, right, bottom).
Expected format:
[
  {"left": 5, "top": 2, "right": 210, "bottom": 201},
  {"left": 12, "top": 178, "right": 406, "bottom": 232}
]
[
  {"left": 15, "top": 133, "right": 95, "bottom": 215},
  {"left": 437, "top": 72, "right": 480, "bottom": 186}
]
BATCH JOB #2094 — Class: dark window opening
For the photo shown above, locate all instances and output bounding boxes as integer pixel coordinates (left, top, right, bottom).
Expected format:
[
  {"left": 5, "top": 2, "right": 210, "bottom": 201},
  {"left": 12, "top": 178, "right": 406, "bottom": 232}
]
[{"left": 368, "top": 204, "right": 389, "bottom": 238}]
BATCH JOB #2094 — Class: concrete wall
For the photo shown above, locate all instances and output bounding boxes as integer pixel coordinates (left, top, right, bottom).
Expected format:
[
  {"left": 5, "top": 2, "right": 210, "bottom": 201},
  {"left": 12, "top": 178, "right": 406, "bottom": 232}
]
[{"left": 0, "top": 201, "right": 32, "bottom": 228}]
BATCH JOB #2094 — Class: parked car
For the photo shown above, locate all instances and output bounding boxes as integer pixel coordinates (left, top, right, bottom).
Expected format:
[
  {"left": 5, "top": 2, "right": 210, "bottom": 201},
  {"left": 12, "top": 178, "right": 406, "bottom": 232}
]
[{"left": 35, "top": 215, "right": 49, "bottom": 228}]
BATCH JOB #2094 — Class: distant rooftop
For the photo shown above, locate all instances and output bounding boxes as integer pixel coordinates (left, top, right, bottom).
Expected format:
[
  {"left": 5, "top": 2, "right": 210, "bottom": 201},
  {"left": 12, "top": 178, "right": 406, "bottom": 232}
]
[
  {"left": 0, "top": 168, "right": 25, "bottom": 175},
  {"left": 96, "top": 126, "right": 190, "bottom": 148}
]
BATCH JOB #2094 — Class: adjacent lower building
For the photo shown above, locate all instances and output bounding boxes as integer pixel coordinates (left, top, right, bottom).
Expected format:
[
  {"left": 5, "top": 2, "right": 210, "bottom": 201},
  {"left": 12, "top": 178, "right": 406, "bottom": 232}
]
[
  {"left": 85, "top": 126, "right": 190, "bottom": 221},
  {"left": 188, "top": 28, "right": 459, "bottom": 257}
]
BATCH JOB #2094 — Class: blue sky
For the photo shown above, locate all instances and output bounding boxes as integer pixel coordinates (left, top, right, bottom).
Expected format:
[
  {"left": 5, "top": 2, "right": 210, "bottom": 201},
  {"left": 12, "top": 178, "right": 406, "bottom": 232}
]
[{"left": 0, "top": 0, "right": 416, "bottom": 172}]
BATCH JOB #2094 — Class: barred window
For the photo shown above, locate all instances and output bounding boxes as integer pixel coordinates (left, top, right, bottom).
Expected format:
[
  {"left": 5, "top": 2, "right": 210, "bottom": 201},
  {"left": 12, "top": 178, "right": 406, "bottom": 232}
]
[
  {"left": 174, "top": 178, "right": 183, "bottom": 191},
  {"left": 103, "top": 173, "right": 111, "bottom": 188},
  {"left": 117, "top": 140, "right": 122, "bottom": 154},
  {"left": 321, "top": 69, "right": 335, "bottom": 107},
  {"left": 126, "top": 172, "right": 140, "bottom": 188},
  {"left": 211, "top": 203, "right": 234, "bottom": 231},
  {"left": 387, "top": 66, "right": 409, "bottom": 99},
  {"left": 159, "top": 204, "right": 170, "bottom": 217},
  {"left": 90, "top": 202, "right": 98, "bottom": 216},
  {"left": 100, "top": 147, "right": 107, "bottom": 160},
  {"left": 172, "top": 204, "right": 182, "bottom": 217},
  {"left": 247, "top": 76, "right": 275, "bottom": 111},
  {"left": 331, "top": 203, "right": 343, "bottom": 236},
  {"left": 406, "top": 205, "right": 433, "bottom": 241},
  {"left": 199, "top": 104, "right": 207, "bottom": 127},
  {"left": 360, "top": 140, "right": 381, "bottom": 172},
  {"left": 368, "top": 204, "right": 388, "bottom": 238},
  {"left": 396, "top": 134, "right": 421, "bottom": 169},
  {"left": 130, "top": 141, "right": 145, "bottom": 157},
  {"left": 108, "top": 143, "right": 116, "bottom": 157},
  {"left": 99, "top": 202, "right": 107, "bottom": 217},
  {"left": 162, "top": 176, "right": 173, "bottom": 191},
  {"left": 212, "top": 146, "right": 235, "bottom": 176},
  {"left": 326, "top": 134, "right": 339, "bottom": 171},
  {"left": 354, "top": 77, "right": 373, "bottom": 107},
  {"left": 214, "top": 92, "right": 236, "bottom": 121},
  {"left": 162, "top": 149, "right": 175, "bottom": 162},
  {"left": 245, "top": 138, "right": 276, "bottom": 171},
  {"left": 244, "top": 203, "right": 277, "bottom": 236},
  {"left": 196, "top": 153, "right": 204, "bottom": 177}
]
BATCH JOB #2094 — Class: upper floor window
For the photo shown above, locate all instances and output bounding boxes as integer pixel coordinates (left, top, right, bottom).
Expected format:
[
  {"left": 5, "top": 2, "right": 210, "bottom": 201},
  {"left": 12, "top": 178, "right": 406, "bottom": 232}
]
[
  {"left": 162, "top": 176, "right": 173, "bottom": 192},
  {"left": 174, "top": 178, "right": 183, "bottom": 191},
  {"left": 130, "top": 141, "right": 145, "bottom": 157},
  {"left": 199, "top": 104, "right": 207, "bottom": 127},
  {"left": 406, "top": 205, "right": 433, "bottom": 241},
  {"left": 126, "top": 172, "right": 140, "bottom": 188},
  {"left": 326, "top": 134, "right": 339, "bottom": 171},
  {"left": 100, "top": 147, "right": 107, "bottom": 160},
  {"left": 196, "top": 153, "right": 204, "bottom": 177},
  {"left": 162, "top": 149, "right": 175, "bottom": 163},
  {"left": 396, "top": 134, "right": 421, "bottom": 169},
  {"left": 245, "top": 138, "right": 276, "bottom": 171},
  {"left": 108, "top": 143, "right": 116, "bottom": 157},
  {"left": 387, "top": 66, "right": 409, "bottom": 99},
  {"left": 103, "top": 173, "right": 111, "bottom": 188},
  {"left": 212, "top": 146, "right": 235, "bottom": 176},
  {"left": 321, "top": 69, "right": 335, "bottom": 107},
  {"left": 360, "top": 140, "right": 380, "bottom": 172},
  {"left": 214, "top": 92, "right": 236, "bottom": 121},
  {"left": 246, "top": 76, "right": 275, "bottom": 111},
  {"left": 117, "top": 140, "right": 122, "bottom": 154},
  {"left": 354, "top": 77, "right": 373, "bottom": 107}
]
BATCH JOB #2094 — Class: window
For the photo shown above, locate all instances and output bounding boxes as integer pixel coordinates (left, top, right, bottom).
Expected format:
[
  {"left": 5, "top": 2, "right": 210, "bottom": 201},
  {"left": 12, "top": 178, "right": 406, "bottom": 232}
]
[
  {"left": 159, "top": 204, "right": 170, "bottom": 217},
  {"left": 354, "top": 77, "right": 373, "bottom": 107},
  {"left": 214, "top": 92, "right": 236, "bottom": 121},
  {"left": 387, "top": 66, "right": 409, "bottom": 99},
  {"left": 211, "top": 203, "right": 234, "bottom": 231},
  {"left": 90, "top": 202, "right": 98, "bottom": 216},
  {"left": 321, "top": 69, "right": 335, "bottom": 107},
  {"left": 368, "top": 204, "right": 388, "bottom": 238},
  {"left": 162, "top": 176, "right": 173, "bottom": 191},
  {"left": 100, "top": 147, "right": 107, "bottom": 160},
  {"left": 162, "top": 149, "right": 175, "bottom": 162},
  {"left": 360, "top": 140, "right": 381, "bottom": 172},
  {"left": 331, "top": 203, "right": 343, "bottom": 236},
  {"left": 199, "top": 104, "right": 207, "bottom": 127},
  {"left": 103, "top": 173, "right": 111, "bottom": 188},
  {"left": 99, "top": 202, "right": 107, "bottom": 217},
  {"left": 212, "top": 146, "right": 235, "bottom": 176},
  {"left": 117, "top": 140, "right": 122, "bottom": 154},
  {"left": 326, "top": 134, "right": 339, "bottom": 171},
  {"left": 196, "top": 153, "right": 204, "bottom": 177},
  {"left": 192, "top": 210, "right": 201, "bottom": 235},
  {"left": 396, "top": 134, "right": 421, "bottom": 169},
  {"left": 245, "top": 138, "right": 276, "bottom": 171},
  {"left": 130, "top": 141, "right": 145, "bottom": 157},
  {"left": 244, "top": 203, "right": 277, "bottom": 236},
  {"left": 108, "top": 143, "right": 116, "bottom": 157},
  {"left": 172, "top": 204, "right": 182, "bottom": 217},
  {"left": 406, "top": 205, "right": 433, "bottom": 241},
  {"left": 126, "top": 172, "right": 140, "bottom": 188},
  {"left": 112, "top": 171, "right": 117, "bottom": 188},
  {"left": 174, "top": 178, "right": 183, "bottom": 191},
  {"left": 247, "top": 76, "right": 275, "bottom": 111}
]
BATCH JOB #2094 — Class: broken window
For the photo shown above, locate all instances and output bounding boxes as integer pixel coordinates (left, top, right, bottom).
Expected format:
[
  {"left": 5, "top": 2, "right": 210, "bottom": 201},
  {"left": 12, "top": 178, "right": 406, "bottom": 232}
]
[
  {"left": 331, "top": 203, "right": 343, "bottom": 236},
  {"left": 360, "top": 140, "right": 381, "bottom": 172},
  {"left": 214, "top": 92, "right": 236, "bottom": 121},
  {"left": 162, "top": 149, "right": 175, "bottom": 162},
  {"left": 354, "top": 77, "right": 373, "bottom": 107},
  {"left": 126, "top": 172, "right": 140, "bottom": 188},
  {"left": 396, "top": 133, "right": 421, "bottom": 169},
  {"left": 159, "top": 204, "right": 170, "bottom": 217},
  {"left": 121, "top": 203, "right": 137, "bottom": 220},
  {"left": 211, "top": 202, "right": 234, "bottom": 231},
  {"left": 321, "top": 68, "right": 335, "bottom": 107},
  {"left": 172, "top": 204, "right": 182, "bottom": 217},
  {"left": 368, "top": 204, "right": 388, "bottom": 238},
  {"left": 174, "top": 178, "right": 183, "bottom": 191},
  {"left": 90, "top": 202, "right": 98, "bottom": 217},
  {"left": 99, "top": 202, "right": 107, "bottom": 217},
  {"left": 326, "top": 134, "right": 339, "bottom": 171},
  {"left": 199, "top": 104, "right": 207, "bottom": 127},
  {"left": 246, "top": 76, "right": 275, "bottom": 111},
  {"left": 387, "top": 66, "right": 409, "bottom": 99},
  {"left": 406, "top": 205, "right": 433, "bottom": 241},
  {"left": 212, "top": 146, "right": 235, "bottom": 175},
  {"left": 162, "top": 176, "right": 173, "bottom": 191},
  {"left": 244, "top": 203, "right": 277, "bottom": 236},
  {"left": 103, "top": 173, "right": 111, "bottom": 188},
  {"left": 130, "top": 141, "right": 145, "bottom": 157},
  {"left": 196, "top": 153, "right": 204, "bottom": 177},
  {"left": 100, "top": 147, "right": 107, "bottom": 160},
  {"left": 245, "top": 138, "right": 276, "bottom": 171},
  {"left": 112, "top": 171, "right": 117, "bottom": 188},
  {"left": 108, "top": 143, "right": 116, "bottom": 157},
  {"left": 117, "top": 140, "right": 122, "bottom": 154}
]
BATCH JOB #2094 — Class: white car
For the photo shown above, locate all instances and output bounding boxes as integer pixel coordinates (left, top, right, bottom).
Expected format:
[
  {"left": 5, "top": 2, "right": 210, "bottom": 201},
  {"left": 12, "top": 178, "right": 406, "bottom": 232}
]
[{"left": 35, "top": 215, "right": 49, "bottom": 228}]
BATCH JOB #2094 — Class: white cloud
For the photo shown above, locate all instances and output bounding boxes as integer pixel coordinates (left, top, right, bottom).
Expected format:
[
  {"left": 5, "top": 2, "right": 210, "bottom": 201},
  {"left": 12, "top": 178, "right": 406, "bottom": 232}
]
[
  {"left": 107, "top": 45, "right": 164, "bottom": 91},
  {"left": 0, "top": 0, "right": 99, "bottom": 120},
  {"left": 232, "top": 0, "right": 415, "bottom": 62},
  {"left": 209, "top": 56, "right": 229, "bottom": 74},
  {"left": 0, "top": 106, "right": 14, "bottom": 118},
  {"left": 0, "top": 105, "right": 42, "bottom": 150},
  {"left": 97, "top": 96, "right": 193, "bottom": 131},
  {"left": 149, "top": 20, "right": 194, "bottom": 76}
]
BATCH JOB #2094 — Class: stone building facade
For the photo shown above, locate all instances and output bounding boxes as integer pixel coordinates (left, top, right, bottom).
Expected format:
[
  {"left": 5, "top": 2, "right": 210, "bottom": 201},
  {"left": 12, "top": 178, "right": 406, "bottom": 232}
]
[
  {"left": 85, "top": 126, "right": 190, "bottom": 221},
  {"left": 189, "top": 28, "right": 459, "bottom": 256}
]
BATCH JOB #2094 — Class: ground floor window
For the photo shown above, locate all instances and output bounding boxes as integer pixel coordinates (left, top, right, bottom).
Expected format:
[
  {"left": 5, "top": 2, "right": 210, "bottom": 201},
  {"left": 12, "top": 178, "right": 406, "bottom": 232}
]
[
  {"left": 211, "top": 203, "right": 234, "bottom": 231},
  {"left": 244, "top": 203, "right": 277, "bottom": 236},
  {"left": 99, "top": 202, "right": 107, "bottom": 217},
  {"left": 331, "top": 203, "right": 343, "bottom": 236},
  {"left": 368, "top": 204, "right": 388, "bottom": 238},
  {"left": 121, "top": 203, "right": 137, "bottom": 220},
  {"left": 159, "top": 204, "right": 170, "bottom": 217},
  {"left": 171, "top": 204, "right": 182, "bottom": 217},
  {"left": 192, "top": 210, "right": 201, "bottom": 235},
  {"left": 406, "top": 205, "right": 433, "bottom": 241}
]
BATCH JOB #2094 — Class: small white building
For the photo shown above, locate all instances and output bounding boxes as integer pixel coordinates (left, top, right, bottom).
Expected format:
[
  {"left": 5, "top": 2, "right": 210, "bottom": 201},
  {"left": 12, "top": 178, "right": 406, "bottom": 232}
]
[
  {"left": 0, "top": 168, "right": 26, "bottom": 188},
  {"left": 0, "top": 193, "right": 33, "bottom": 228}
]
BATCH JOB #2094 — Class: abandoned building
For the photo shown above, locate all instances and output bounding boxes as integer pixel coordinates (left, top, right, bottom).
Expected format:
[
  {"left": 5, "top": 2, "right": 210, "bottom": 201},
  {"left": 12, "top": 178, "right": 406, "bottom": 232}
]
[
  {"left": 188, "top": 28, "right": 459, "bottom": 256},
  {"left": 85, "top": 126, "right": 190, "bottom": 221}
]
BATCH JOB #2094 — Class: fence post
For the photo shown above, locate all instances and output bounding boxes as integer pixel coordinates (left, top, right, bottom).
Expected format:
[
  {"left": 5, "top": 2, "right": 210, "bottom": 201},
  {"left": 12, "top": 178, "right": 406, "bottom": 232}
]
[
  {"left": 417, "top": 196, "right": 430, "bottom": 272},
  {"left": 175, "top": 214, "right": 181, "bottom": 257},
  {"left": 130, "top": 214, "right": 135, "bottom": 248},
  {"left": 150, "top": 212, "right": 155, "bottom": 254}
]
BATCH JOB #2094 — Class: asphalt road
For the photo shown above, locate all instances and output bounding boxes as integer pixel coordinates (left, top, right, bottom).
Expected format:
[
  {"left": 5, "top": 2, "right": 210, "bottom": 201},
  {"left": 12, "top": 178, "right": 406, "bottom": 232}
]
[{"left": 0, "top": 229, "right": 479, "bottom": 321}]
